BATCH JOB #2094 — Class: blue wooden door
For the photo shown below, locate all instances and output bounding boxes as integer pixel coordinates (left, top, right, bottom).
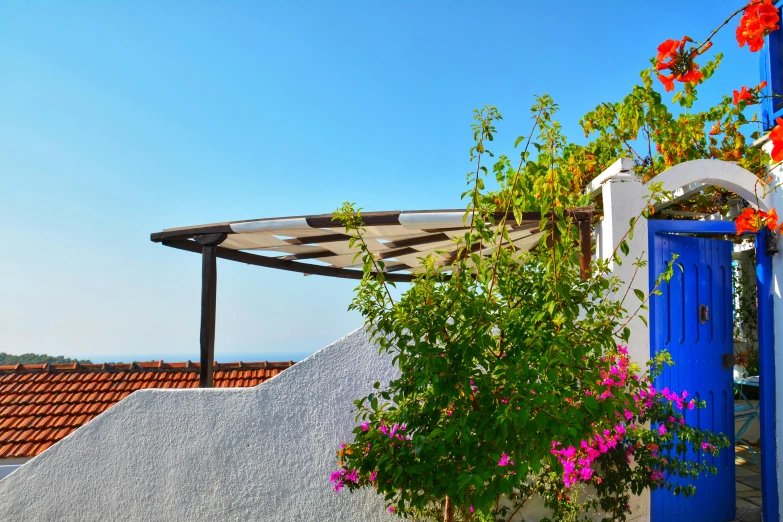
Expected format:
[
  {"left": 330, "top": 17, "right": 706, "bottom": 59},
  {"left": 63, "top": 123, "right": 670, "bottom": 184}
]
[{"left": 650, "top": 233, "right": 735, "bottom": 522}]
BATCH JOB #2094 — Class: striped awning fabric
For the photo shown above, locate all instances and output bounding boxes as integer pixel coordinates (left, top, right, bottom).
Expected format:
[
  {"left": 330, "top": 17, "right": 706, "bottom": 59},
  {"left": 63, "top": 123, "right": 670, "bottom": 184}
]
[{"left": 150, "top": 210, "right": 546, "bottom": 282}]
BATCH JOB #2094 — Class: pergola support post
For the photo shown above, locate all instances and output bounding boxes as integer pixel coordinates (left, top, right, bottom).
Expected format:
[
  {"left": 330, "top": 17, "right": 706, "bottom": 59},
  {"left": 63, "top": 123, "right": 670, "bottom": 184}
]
[
  {"left": 195, "top": 233, "right": 227, "bottom": 388},
  {"left": 578, "top": 218, "right": 592, "bottom": 280}
]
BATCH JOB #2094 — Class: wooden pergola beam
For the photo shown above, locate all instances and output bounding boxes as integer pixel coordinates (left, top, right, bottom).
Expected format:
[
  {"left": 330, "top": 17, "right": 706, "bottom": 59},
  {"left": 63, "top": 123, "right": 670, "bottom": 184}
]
[{"left": 161, "top": 239, "right": 417, "bottom": 283}]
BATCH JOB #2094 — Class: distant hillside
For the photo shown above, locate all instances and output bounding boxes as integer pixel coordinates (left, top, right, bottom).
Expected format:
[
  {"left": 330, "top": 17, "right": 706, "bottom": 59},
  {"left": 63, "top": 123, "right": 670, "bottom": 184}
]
[{"left": 0, "top": 352, "right": 93, "bottom": 365}]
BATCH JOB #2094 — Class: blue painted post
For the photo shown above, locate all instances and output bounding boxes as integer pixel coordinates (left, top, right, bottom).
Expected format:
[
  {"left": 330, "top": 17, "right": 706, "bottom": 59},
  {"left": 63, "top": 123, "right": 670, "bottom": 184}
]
[{"left": 756, "top": 228, "right": 779, "bottom": 522}]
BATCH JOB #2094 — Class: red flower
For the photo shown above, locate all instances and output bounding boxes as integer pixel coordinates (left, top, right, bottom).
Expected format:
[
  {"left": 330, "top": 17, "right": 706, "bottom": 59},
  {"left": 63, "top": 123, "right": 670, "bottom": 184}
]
[
  {"left": 770, "top": 117, "right": 783, "bottom": 162},
  {"left": 677, "top": 68, "right": 703, "bottom": 83},
  {"left": 656, "top": 39, "right": 681, "bottom": 62},
  {"left": 737, "top": 0, "right": 780, "bottom": 52},
  {"left": 733, "top": 86, "right": 754, "bottom": 105},
  {"left": 709, "top": 123, "right": 721, "bottom": 136},
  {"left": 658, "top": 74, "right": 675, "bottom": 92}
]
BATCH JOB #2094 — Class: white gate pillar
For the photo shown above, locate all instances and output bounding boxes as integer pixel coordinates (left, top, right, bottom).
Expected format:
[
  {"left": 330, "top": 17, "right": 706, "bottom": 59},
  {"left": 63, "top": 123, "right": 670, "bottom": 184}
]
[{"left": 587, "top": 158, "right": 651, "bottom": 366}]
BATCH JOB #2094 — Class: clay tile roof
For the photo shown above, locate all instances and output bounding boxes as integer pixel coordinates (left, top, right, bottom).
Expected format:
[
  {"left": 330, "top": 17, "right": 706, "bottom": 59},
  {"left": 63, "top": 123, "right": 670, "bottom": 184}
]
[{"left": 0, "top": 360, "right": 294, "bottom": 459}]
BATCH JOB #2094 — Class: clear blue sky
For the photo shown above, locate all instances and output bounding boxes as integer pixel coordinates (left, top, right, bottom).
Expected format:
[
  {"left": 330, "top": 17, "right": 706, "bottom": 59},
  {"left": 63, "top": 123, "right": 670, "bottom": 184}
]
[{"left": 0, "top": 1, "right": 760, "bottom": 363}]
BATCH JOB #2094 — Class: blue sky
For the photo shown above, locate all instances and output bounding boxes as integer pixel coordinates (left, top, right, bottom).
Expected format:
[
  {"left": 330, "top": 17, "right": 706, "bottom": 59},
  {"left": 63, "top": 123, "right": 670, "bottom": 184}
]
[{"left": 0, "top": 0, "right": 761, "bottom": 363}]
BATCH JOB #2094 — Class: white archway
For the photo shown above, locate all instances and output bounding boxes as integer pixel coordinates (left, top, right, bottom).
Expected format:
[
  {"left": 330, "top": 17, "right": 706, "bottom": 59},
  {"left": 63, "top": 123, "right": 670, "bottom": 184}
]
[{"left": 647, "top": 159, "right": 773, "bottom": 212}]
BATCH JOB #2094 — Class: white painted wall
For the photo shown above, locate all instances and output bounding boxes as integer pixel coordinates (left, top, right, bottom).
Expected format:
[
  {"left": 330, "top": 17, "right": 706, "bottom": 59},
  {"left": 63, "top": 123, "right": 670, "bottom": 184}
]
[
  {"left": 759, "top": 139, "right": 783, "bottom": 515},
  {"left": 0, "top": 328, "right": 399, "bottom": 522}
]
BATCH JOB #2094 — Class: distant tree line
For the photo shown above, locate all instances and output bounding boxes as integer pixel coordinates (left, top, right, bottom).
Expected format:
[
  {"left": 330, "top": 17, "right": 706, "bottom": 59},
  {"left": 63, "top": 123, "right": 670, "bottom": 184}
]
[{"left": 0, "top": 352, "right": 93, "bottom": 365}]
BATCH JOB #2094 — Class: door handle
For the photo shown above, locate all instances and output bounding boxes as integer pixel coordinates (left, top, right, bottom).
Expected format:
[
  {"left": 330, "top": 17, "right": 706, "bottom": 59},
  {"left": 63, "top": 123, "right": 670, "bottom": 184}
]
[{"left": 699, "top": 304, "right": 709, "bottom": 323}]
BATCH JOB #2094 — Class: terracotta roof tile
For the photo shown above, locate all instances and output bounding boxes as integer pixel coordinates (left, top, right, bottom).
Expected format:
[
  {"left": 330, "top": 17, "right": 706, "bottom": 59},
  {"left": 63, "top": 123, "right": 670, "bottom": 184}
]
[{"left": 0, "top": 360, "right": 292, "bottom": 459}]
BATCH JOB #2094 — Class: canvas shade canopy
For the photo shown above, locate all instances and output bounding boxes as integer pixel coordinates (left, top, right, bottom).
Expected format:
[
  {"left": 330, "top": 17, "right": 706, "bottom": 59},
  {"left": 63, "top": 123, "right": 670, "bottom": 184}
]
[{"left": 151, "top": 208, "right": 593, "bottom": 387}]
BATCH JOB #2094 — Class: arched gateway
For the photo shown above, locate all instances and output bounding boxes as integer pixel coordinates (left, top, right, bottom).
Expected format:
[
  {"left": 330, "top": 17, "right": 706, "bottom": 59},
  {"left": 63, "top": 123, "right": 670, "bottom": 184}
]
[{"left": 590, "top": 158, "right": 779, "bottom": 522}]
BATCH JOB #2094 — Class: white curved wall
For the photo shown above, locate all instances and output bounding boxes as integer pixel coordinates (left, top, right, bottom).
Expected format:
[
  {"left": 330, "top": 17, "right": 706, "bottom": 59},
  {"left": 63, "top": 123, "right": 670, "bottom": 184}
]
[{"left": 0, "top": 328, "right": 399, "bottom": 522}]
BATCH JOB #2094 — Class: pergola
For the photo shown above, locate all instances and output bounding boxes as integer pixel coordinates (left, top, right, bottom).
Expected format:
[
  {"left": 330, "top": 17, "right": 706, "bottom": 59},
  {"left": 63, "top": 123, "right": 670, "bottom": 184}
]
[{"left": 151, "top": 209, "right": 593, "bottom": 387}]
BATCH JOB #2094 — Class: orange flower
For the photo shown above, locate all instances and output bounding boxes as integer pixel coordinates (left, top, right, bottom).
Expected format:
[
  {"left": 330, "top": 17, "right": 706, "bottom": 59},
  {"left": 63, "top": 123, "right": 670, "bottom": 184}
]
[
  {"left": 735, "top": 208, "right": 762, "bottom": 235},
  {"left": 733, "top": 86, "right": 754, "bottom": 105},
  {"left": 734, "top": 208, "right": 778, "bottom": 234},
  {"left": 758, "top": 80, "right": 768, "bottom": 90},
  {"left": 658, "top": 74, "right": 675, "bottom": 92},
  {"left": 677, "top": 68, "right": 703, "bottom": 83},
  {"left": 766, "top": 208, "right": 779, "bottom": 230},
  {"left": 655, "top": 36, "right": 704, "bottom": 90},
  {"left": 737, "top": 0, "right": 780, "bottom": 52},
  {"left": 770, "top": 117, "right": 783, "bottom": 162},
  {"left": 709, "top": 123, "right": 721, "bottom": 135},
  {"left": 656, "top": 39, "right": 681, "bottom": 62}
]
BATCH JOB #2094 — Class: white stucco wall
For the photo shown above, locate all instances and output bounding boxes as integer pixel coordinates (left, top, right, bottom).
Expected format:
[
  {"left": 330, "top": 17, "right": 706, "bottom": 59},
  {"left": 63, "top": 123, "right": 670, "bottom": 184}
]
[
  {"left": 0, "top": 328, "right": 399, "bottom": 522},
  {"left": 759, "top": 139, "right": 783, "bottom": 513}
]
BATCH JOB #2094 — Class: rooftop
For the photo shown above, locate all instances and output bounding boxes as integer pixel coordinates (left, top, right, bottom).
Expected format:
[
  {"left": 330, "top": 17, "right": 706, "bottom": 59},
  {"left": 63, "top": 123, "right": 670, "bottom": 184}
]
[{"left": 0, "top": 360, "right": 294, "bottom": 459}]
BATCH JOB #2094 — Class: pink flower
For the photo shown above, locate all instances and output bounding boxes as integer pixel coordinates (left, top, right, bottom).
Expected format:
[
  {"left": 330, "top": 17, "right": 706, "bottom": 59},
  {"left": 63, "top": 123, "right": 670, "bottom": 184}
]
[
  {"left": 361, "top": 422, "right": 370, "bottom": 431},
  {"left": 370, "top": 471, "right": 377, "bottom": 482},
  {"left": 498, "top": 453, "right": 512, "bottom": 466},
  {"left": 578, "top": 466, "right": 594, "bottom": 480},
  {"left": 388, "top": 506, "right": 394, "bottom": 513},
  {"left": 469, "top": 506, "right": 474, "bottom": 513},
  {"left": 658, "top": 425, "right": 667, "bottom": 436}
]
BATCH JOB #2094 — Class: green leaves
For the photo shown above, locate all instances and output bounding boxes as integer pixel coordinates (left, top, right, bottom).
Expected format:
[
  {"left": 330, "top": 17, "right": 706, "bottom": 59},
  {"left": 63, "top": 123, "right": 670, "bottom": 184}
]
[{"left": 330, "top": 87, "right": 735, "bottom": 520}]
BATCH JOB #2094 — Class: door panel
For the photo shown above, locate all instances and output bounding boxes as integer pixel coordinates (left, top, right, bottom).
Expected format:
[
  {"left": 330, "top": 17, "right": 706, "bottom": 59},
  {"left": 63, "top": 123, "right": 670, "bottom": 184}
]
[{"left": 650, "top": 233, "right": 734, "bottom": 522}]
